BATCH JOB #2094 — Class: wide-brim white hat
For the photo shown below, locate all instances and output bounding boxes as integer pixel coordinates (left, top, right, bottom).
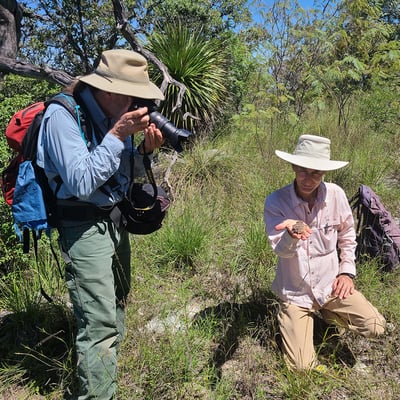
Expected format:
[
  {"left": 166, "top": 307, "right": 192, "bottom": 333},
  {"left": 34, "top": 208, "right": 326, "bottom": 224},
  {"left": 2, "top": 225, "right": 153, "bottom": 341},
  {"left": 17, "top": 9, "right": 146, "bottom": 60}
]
[
  {"left": 79, "top": 49, "right": 164, "bottom": 100},
  {"left": 275, "top": 134, "right": 349, "bottom": 171}
]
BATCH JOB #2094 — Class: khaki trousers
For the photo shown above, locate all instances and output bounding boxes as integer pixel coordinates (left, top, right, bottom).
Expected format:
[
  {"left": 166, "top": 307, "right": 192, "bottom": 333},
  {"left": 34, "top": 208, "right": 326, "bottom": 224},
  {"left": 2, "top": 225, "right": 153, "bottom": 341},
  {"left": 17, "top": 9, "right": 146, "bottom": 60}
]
[{"left": 278, "top": 290, "right": 386, "bottom": 370}]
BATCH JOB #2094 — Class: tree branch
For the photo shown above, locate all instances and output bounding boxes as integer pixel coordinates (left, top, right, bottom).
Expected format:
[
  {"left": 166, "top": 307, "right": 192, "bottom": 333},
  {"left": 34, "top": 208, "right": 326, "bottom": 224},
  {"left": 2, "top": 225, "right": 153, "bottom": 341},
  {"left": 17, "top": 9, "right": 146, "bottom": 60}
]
[
  {"left": 0, "top": 0, "right": 188, "bottom": 107},
  {"left": 111, "top": 0, "right": 187, "bottom": 111},
  {"left": 0, "top": 55, "right": 74, "bottom": 85}
]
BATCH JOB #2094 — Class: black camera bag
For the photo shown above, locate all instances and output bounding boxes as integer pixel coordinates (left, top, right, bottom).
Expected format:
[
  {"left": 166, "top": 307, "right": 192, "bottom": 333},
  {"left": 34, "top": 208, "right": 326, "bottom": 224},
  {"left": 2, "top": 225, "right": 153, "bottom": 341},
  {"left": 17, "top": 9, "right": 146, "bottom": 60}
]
[{"left": 110, "top": 150, "right": 170, "bottom": 234}]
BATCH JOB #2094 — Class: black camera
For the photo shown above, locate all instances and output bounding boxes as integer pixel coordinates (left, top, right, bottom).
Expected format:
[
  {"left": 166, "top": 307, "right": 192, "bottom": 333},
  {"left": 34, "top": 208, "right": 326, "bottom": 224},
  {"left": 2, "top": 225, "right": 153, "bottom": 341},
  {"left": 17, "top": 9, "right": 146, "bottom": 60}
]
[{"left": 130, "top": 99, "right": 191, "bottom": 152}]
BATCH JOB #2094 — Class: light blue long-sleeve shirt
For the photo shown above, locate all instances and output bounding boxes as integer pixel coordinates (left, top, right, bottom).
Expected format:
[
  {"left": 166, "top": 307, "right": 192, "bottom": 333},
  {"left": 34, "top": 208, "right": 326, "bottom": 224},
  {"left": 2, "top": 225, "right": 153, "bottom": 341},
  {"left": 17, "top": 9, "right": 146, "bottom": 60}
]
[{"left": 37, "top": 87, "right": 148, "bottom": 207}]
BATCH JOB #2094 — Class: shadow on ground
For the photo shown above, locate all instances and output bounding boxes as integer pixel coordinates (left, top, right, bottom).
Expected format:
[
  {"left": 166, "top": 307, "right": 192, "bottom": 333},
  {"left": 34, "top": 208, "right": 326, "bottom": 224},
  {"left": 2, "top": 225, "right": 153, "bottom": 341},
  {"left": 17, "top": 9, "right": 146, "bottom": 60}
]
[{"left": 193, "top": 295, "right": 357, "bottom": 385}]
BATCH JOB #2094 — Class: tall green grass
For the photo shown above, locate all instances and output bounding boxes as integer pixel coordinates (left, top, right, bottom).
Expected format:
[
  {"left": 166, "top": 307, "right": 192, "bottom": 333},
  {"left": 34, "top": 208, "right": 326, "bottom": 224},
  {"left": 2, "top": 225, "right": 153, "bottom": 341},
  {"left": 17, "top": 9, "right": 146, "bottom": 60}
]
[{"left": 1, "top": 96, "right": 400, "bottom": 399}]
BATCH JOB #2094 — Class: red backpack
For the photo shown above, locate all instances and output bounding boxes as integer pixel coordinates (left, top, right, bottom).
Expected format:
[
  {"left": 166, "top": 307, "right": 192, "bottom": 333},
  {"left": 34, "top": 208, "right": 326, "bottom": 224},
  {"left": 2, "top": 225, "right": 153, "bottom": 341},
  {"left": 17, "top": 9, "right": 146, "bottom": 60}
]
[
  {"left": 2, "top": 102, "right": 46, "bottom": 205},
  {"left": 1, "top": 94, "right": 88, "bottom": 207}
]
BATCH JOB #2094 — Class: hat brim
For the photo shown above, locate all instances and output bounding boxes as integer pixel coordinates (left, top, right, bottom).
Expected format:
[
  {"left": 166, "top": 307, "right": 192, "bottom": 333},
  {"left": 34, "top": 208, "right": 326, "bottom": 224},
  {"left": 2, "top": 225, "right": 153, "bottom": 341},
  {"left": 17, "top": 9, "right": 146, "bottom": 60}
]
[
  {"left": 79, "top": 74, "right": 165, "bottom": 100},
  {"left": 275, "top": 150, "right": 348, "bottom": 171}
]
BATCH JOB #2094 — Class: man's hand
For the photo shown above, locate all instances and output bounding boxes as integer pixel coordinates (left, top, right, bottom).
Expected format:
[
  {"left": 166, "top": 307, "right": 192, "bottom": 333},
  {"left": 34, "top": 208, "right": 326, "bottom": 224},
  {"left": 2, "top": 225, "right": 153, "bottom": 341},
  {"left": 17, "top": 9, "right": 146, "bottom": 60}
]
[
  {"left": 110, "top": 107, "right": 151, "bottom": 141},
  {"left": 141, "top": 123, "right": 164, "bottom": 153},
  {"left": 332, "top": 275, "right": 355, "bottom": 299},
  {"left": 275, "top": 219, "right": 312, "bottom": 240}
]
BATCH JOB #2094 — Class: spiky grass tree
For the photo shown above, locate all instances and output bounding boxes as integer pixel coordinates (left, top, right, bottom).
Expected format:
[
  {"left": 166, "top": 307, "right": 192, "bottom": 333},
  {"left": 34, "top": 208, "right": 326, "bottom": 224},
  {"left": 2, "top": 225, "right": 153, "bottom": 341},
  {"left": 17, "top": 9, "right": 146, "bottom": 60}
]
[{"left": 146, "top": 22, "right": 228, "bottom": 136}]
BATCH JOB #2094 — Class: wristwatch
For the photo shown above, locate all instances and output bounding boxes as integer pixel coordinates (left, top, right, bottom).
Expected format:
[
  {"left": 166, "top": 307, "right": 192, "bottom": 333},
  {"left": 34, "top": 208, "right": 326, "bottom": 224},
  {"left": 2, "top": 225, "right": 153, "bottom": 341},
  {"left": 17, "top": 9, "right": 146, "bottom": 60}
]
[{"left": 339, "top": 273, "right": 355, "bottom": 279}]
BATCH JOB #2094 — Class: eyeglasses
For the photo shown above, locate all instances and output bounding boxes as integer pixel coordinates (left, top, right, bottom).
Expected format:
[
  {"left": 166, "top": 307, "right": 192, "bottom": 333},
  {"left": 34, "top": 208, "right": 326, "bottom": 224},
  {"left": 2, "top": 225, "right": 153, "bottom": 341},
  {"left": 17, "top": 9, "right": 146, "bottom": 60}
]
[{"left": 293, "top": 166, "right": 325, "bottom": 179}]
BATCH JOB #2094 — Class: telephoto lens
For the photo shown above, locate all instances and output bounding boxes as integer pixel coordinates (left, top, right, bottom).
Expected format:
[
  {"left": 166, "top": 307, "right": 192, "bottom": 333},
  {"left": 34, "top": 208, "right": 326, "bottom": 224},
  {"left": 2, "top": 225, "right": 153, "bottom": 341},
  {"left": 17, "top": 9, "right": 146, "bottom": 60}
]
[{"left": 130, "top": 99, "right": 191, "bottom": 152}]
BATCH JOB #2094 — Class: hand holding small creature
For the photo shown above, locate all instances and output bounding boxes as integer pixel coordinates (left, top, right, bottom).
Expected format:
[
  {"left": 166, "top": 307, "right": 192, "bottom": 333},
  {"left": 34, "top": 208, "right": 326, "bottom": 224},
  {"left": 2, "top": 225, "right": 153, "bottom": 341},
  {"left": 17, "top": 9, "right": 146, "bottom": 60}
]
[{"left": 275, "top": 219, "right": 312, "bottom": 240}]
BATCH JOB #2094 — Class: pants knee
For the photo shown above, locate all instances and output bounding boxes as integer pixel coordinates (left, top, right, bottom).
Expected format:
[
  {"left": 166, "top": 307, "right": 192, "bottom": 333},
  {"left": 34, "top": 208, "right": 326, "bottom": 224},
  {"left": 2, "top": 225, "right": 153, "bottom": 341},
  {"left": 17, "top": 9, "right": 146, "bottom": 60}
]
[{"left": 362, "top": 316, "right": 386, "bottom": 338}]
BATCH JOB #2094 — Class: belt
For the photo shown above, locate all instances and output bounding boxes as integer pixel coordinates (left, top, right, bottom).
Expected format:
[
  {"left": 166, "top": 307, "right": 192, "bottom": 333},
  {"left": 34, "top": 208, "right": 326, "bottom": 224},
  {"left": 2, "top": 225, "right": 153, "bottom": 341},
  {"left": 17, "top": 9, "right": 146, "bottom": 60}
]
[{"left": 56, "top": 201, "right": 112, "bottom": 221}]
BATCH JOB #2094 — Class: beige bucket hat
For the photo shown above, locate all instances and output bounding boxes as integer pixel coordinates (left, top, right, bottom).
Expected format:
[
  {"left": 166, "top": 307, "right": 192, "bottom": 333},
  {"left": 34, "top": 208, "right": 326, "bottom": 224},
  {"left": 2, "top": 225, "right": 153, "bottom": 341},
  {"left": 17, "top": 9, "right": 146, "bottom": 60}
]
[
  {"left": 275, "top": 134, "right": 349, "bottom": 171},
  {"left": 79, "top": 49, "right": 164, "bottom": 100}
]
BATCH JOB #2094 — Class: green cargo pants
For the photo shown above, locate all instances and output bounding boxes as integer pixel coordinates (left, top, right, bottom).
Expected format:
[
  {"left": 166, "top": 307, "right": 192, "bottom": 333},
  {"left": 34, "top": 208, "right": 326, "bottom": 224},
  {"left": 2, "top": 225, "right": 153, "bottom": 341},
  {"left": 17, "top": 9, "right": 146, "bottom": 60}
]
[{"left": 59, "top": 217, "right": 131, "bottom": 400}]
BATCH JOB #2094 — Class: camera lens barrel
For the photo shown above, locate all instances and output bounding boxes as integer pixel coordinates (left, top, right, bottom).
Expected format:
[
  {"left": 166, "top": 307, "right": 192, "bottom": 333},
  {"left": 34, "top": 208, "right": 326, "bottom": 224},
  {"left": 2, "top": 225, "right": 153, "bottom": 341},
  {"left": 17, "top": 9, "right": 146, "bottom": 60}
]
[
  {"left": 149, "top": 112, "right": 190, "bottom": 153},
  {"left": 131, "top": 100, "right": 191, "bottom": 152}
]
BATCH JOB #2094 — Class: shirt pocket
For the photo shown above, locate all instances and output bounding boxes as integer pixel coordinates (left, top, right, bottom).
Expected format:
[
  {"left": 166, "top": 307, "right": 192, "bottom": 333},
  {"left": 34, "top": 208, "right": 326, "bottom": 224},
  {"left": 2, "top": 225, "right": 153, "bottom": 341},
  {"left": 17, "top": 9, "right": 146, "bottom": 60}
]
[{"left": 314, "top": 218, "right": 340, "bottom": 252}]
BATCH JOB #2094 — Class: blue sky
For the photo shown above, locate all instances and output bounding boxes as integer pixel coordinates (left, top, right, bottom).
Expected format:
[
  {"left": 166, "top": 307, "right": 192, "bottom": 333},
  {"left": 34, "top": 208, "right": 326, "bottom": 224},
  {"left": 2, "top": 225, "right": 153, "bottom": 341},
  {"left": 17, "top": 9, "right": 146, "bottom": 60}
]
[
  {"left": 250, "top": 0, "right": 317, "bottom": 25},
  {"left": 251, "top": 0, "right": 316, "bottom": 14},
  {"left": 297, "top": 0, "right": 315, "bottom": 8}
]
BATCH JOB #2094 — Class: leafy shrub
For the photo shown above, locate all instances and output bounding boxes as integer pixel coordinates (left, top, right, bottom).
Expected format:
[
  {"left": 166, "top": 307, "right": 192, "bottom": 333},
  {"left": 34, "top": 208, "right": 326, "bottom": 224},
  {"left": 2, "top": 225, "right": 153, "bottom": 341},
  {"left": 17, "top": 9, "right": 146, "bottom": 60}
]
[
  {"left": 358, "top": 85, "right": 400, "bottom": 134},
  {"left": 147, "top": 21, "right": 228, "bottom": 137}
]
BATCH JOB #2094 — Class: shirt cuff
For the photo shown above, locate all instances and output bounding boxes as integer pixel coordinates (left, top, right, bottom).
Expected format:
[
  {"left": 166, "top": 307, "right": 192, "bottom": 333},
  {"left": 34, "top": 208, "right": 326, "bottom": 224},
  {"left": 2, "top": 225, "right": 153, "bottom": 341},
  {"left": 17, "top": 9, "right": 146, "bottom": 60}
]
[
  {"left": 338, "top": 263, "right": 356, "bottom": 277},
  {"left": 278, "top": 229, "right": 299, "bottom": 252}
]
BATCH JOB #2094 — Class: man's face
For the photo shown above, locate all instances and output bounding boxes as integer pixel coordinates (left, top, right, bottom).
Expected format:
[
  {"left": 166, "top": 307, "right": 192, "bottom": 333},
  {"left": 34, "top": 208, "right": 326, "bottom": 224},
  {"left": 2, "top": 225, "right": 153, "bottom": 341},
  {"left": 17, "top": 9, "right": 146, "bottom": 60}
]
[
  {"left": 292, "top": 165, "right": 325, "bottom": 199},
  {"left": 102, "top": 92, "right": 134, "bottom": 119}
]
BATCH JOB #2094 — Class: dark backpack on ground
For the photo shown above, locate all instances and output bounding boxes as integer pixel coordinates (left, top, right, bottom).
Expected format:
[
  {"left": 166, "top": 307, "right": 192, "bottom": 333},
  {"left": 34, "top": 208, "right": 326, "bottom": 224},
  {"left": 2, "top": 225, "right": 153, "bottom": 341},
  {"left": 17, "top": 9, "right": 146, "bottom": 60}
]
[
  {"left": 1, "top": 93, "right": 88, "bottom": 252},
  {"left": 350, "top": 184, "right": 400, "bottom": 272}
]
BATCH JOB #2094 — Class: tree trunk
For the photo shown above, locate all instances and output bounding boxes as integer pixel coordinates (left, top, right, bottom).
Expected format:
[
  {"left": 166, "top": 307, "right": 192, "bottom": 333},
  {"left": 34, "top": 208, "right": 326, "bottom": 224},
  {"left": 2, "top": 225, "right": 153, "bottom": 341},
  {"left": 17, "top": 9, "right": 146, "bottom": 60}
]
[{"left": 0, "top": 0, "right": 22, "bottom": 59}]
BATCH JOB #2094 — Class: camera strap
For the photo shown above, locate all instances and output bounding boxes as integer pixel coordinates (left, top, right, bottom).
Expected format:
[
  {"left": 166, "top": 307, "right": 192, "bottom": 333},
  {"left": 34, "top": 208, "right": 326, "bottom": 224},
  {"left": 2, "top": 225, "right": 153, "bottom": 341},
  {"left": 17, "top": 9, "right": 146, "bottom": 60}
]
[
  {"left": 108, "top": 138, "right": 170, "bottom": 234},
  {"left": 128, "top": 137, "right": 158, "bottom": 206}
]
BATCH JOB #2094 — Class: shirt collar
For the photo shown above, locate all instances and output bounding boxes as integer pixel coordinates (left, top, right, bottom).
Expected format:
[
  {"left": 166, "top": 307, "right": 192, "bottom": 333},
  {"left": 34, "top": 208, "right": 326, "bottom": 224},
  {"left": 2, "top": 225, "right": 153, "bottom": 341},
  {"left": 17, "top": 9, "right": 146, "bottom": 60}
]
[{"left": 290, "top": 181, "right": 327, "bottom": 207}]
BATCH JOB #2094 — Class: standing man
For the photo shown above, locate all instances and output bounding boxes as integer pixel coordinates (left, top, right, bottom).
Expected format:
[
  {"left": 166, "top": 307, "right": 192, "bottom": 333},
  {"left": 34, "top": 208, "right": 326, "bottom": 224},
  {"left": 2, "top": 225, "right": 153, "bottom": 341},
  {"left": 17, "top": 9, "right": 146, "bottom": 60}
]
[
  {"left": 264, "top": 134, "right": 386, "bottom": 371},
  {"left": 37, "top": 49, "right": 164, "bottom": 399}
]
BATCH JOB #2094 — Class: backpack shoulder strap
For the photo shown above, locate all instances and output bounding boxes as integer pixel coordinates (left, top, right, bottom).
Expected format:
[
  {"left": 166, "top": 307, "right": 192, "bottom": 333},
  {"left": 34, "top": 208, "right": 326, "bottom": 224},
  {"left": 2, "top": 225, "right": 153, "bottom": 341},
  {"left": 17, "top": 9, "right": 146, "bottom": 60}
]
[
  {"left": 349, "top": 186, "right": 363, "bottom": 234},
  {"left": 349, "top": 186, "right": 361, "bottom": 211},
  {"left": 45, "top": 93, "right": 91, "bottom": 146},
  {"left": 20, "top": 93, "right": 92, "bottom": 164}
]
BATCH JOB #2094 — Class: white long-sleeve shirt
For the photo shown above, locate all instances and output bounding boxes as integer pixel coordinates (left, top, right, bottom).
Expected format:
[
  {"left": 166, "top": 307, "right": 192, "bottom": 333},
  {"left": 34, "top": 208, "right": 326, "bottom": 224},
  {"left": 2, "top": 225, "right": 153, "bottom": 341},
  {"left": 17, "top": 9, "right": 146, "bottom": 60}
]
[{"left": 264, "top": 181, "right": 357, "bottom": 308}]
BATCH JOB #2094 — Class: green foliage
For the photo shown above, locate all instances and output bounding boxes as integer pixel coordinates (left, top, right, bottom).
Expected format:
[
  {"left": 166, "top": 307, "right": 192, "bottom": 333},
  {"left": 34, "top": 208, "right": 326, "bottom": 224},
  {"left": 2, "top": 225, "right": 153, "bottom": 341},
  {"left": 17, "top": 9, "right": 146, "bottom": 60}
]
[
  {"left": 1, "top": 89, "right": 400, "bottom": 399},
  {"left": 0, "top": 234, "right": 65, "bottom": 313},
  {"left": 255, "top": 0, "right": 330, "bottom": 117},
  {"left": 0, "top": 75, "right": 59, "bottom": 134},
  {"left": 313, "top": 56, "right": 367, "bottom": 130},
  {"left": 21, "top": 0, "right": 116, "bottom": 75},
  {"left": 370, "top": 39, "right": 400, "bottom": 85},
  {"left": 0, "top": 75, "right": 59, "bottom": 155},
  {"left": 324, "top": 0, "right": 400, "bottom": 90},
  {"left": 122, "top": 326, "right": 216, "bottom": 399},
  {"left": 146, "top": 22, "right": 229, "bottom": 136},
  {"left": 241, "top": 218, "right": 272, "bottom": 268},
  {"left": 2, "top": 1, "right": 400, "bottom": 397},
  {"left": 216, "top": 30, "right": 258, "bottom": 116},
  {"left": 132, "top": 0, "right": 252, "bottom": 37},
  {"left": 358, "top": 84, "right": 400, "bottom": 133},
  {"left": 0, "top": 208, "right": 26, "bottom": 275},
  {"left": 152, "top": 207, "right": 211, "bottom": 270},
  {"left": 252, "top": 0, "right": 400, "bottom": 128},
  {"left": 0, "top": 302, "right": 75, "bottom": 396},
  {"left": 20, "top": 0, "right": 252, "bottom": 77},
  {"left": 378, "top": 0, "right": 400, "bottom": 39}
]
